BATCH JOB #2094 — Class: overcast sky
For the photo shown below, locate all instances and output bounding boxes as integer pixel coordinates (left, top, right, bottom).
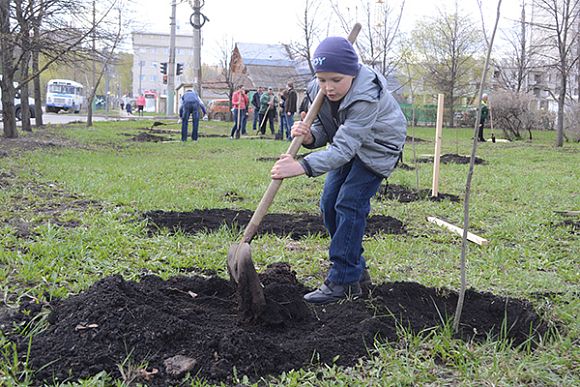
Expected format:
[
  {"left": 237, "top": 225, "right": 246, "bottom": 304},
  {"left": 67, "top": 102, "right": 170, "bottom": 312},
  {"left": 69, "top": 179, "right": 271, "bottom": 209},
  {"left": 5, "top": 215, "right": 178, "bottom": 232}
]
[{"left": 130, "top": 0, "right": 523, "bottom": 64}]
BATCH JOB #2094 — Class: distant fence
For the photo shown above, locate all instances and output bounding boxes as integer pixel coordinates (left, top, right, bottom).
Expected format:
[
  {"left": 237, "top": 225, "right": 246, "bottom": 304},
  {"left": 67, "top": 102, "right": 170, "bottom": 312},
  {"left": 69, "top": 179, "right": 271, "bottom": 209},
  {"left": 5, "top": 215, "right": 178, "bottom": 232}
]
[{"left": 399, "top": 104, "right": 473, "bottom": 127}]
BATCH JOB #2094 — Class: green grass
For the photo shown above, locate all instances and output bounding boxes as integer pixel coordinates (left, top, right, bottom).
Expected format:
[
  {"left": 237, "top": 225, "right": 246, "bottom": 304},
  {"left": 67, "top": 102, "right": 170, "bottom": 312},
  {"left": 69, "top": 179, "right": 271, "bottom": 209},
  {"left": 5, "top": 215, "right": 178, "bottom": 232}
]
[{"left": 0, "top": 119, "right": 578, "bottom": 386}]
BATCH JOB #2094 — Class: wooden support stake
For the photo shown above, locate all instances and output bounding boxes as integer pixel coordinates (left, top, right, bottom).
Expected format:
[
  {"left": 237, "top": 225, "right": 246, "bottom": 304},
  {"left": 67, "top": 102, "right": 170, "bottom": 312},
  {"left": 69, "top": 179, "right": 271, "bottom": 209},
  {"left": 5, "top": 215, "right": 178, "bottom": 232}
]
[
  {"left": 432, "top": 93, "right": 444, "bottom": 197},
  {"left": 427, "top": 216, "right": 489, "bottom": 246}
]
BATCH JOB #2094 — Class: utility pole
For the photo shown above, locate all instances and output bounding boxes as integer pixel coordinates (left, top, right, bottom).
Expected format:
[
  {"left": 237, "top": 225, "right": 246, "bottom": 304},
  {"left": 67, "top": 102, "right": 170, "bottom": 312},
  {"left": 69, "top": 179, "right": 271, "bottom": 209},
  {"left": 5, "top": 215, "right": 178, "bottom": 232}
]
[
  {"left": 192, "top": 0, "right": 202, "bottom": 96},
  {"left": 167, "top": 0, "right": 177, "bottom": 115},
  {"left": 190, "top": 0, "right": 209, "bottom": 97}
]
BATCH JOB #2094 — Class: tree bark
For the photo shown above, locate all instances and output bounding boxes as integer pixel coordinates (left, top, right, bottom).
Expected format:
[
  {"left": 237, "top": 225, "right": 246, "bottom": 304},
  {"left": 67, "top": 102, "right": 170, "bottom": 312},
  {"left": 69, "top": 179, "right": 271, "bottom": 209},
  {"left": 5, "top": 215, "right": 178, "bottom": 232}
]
[{"left": 0, "top": 0, "right": 18, "bottom": 138}]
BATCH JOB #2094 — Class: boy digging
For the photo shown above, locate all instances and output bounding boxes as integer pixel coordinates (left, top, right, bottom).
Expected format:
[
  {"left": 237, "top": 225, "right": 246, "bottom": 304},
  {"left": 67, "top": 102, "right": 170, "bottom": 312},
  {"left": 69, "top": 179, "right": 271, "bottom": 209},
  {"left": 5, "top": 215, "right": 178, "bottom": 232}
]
[{"left": 271, "top": 37, "right": 407, "bottom": 304}]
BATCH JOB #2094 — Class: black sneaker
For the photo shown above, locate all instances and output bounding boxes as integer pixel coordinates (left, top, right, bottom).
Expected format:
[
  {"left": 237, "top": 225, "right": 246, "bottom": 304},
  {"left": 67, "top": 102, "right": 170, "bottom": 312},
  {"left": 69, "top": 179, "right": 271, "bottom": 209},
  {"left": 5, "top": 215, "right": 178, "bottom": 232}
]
[{"left": 304, "top": 280, "right": 362, "bottom": 304}]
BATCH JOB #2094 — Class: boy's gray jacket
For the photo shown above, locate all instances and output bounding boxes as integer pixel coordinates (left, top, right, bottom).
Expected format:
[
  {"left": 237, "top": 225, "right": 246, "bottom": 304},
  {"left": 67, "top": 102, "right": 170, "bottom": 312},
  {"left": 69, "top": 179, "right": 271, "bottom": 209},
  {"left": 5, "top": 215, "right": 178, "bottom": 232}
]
[{"left": 300, "top": 65, "right": 407, "bottom": 178}]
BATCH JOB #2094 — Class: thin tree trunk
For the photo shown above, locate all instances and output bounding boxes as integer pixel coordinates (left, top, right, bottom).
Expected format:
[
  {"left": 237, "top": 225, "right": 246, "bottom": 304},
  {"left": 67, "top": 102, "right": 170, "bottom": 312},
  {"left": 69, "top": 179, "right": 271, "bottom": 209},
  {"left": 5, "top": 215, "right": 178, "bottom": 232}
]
[
  {"left": 453, "top": 0, "right": 502, "bottom": 333},
  {"left": 0, "top": 0, "right": 18, "bottom": 138},
  {"left": 32, "top": 0, "right": 44, "bottom": 127},
  {"left": 17, "top": 0, "right": 32, "bottom": 132}
]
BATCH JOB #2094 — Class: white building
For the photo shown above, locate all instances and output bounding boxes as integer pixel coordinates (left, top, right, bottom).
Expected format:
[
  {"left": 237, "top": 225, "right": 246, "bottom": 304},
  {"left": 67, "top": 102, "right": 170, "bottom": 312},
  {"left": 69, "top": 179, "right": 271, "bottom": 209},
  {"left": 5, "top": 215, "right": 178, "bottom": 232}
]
[{"left": 131, "top": 32, "right": 195, "bottom": 98}]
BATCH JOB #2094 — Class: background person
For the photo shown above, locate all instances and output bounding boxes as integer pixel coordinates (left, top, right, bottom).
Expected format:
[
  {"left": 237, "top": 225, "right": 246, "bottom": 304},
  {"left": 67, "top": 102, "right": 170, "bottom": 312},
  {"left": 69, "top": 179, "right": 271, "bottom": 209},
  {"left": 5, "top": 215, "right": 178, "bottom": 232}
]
[
  {"left": 259, "top": 87, "right": 278, "bottom": 135},
  {"left": 270, "top": 36, "right": 407, "bottom": 304},
  {"left": 477, "top": 93, "right": 489, "bottom": 142},
  {"left": 284, "top": 82, "right": 298, "bottom": 140},
  {"left": 136, "top": 94, "right": 146, "bottom": 117},
  {"left": 230, "top": 85, "right": 249, "bottom": 138},
  {"left": 251, "top": 86, "right": 264, "bottom": 131},
  {"left": 180, "top": 89, "right": 206, "bottom": 142}
]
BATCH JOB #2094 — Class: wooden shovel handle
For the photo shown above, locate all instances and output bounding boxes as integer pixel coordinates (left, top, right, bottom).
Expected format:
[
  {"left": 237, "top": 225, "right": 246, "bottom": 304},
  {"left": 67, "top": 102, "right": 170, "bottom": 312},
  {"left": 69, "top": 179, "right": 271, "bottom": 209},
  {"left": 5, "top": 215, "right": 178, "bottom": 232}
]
[{"left": 241, "top": 23, "right": 362, "bottom": 243}]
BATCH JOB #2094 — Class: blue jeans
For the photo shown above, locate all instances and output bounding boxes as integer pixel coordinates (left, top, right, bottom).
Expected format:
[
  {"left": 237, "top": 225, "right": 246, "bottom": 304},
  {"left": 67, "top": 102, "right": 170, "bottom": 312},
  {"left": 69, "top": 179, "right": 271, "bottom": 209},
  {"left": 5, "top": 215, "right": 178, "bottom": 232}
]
[
  {"left": 279, "top": 110, "right": 287, "bottom": 138},
  {"left": 285, "top": 113, "right": 294, "bottom": 140},
  {"left": 252, "top": 107, "right": 260, "bottom": 130},
  {"left": 321, "top": 157, "right": 383, "bottom": 284},
  {"left": 230, "top": 108, "right": 247, "bottom": 136},
  {"left": 181, "top": 103, "right": 200, "bottom": 141}
]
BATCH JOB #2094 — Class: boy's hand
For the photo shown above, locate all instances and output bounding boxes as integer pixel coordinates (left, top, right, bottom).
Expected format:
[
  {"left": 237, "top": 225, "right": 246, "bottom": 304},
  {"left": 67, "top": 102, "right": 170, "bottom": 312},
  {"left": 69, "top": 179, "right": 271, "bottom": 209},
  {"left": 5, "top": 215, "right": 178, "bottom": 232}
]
[
  {"left": 271, "top": 154, "right": 305, "bottom": 180},
  {"left": 291, "top": 112, "right": 313, "bottom": 145}
]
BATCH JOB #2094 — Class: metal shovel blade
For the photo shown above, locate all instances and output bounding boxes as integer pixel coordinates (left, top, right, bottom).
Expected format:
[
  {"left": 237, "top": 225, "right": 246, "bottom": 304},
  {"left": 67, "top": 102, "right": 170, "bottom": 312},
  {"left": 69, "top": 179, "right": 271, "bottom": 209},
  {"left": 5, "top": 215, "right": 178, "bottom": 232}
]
[{"left": 227, "top": 242, "right": 266, "bottom": 321}]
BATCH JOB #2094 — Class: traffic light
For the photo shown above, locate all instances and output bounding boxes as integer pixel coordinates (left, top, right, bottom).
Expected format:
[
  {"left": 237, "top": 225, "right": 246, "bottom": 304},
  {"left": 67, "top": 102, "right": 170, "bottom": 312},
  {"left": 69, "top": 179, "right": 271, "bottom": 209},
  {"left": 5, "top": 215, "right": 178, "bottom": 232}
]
[
  {"left": 176, "top": 63, "right": 184, "bottom": 76},
  {"left": 163, "top": 74, "right": 167, "bottom": 84},
  {"left": 160, "top": 62, "right": 168, "bottom": 75}
]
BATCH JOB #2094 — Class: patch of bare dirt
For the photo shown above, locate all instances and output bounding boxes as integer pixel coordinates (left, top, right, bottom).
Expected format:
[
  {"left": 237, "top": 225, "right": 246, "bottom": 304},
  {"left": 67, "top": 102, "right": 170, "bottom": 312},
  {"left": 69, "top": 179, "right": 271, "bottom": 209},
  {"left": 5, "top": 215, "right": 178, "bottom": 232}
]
[
  {"left": 144, "top": 208, "right": 406, "bottom": 238},
  {"left": 0, "top": 172, "right": 104, "bottom": 238},
  {"left": 417, "top": 153, "right": 487, "bottom": 165},
  {"left": 128, "top": 132, "right": 173, "bottom": 142},
  {"left": 1, "top": 263, "right": 549, "bottom": 386},
  {"left": 376, "top": 183, "right": 460, "bottom": 203},
  {"left": 0, "top": 128, "right": 90, "bottom": 157}
]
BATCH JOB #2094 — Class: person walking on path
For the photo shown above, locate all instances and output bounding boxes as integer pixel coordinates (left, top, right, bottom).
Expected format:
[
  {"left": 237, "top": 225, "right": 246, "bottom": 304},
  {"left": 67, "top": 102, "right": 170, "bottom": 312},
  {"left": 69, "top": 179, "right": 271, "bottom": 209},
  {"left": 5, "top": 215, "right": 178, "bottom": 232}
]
[
  {"left": 477, "top": 93, "right": 489, "bottom": 142},
  {"left": 284, "top": 82, "right": 298, "bottom": 140},
  {"left": 125, "top": 100, "right": 133, "bottom": 115},
  {"left": 136, "top": 94, "right": 146, "bottom": 117},
  {"left": 180, "top": 89, "right": 206, "bottom": 142},
  {"left": 251, "top": 86, "right": 264, "bottom": 131},
  {"left": 230, "top": 85, "right": 249, "bottom": 138},
  {"left": 270, "top": 37, "right": 407, "bottom": 304},
  {"left": 259, "top": 87, "right": 277, "bottom": 135}
]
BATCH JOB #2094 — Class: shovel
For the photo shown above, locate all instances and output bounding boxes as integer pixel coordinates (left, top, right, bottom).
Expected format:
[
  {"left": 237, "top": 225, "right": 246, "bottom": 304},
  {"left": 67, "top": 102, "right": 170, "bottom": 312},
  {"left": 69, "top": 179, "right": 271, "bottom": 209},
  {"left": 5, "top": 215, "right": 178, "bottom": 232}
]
[{"left": 227, "top": 23, "right": 362, "bottom": 321}]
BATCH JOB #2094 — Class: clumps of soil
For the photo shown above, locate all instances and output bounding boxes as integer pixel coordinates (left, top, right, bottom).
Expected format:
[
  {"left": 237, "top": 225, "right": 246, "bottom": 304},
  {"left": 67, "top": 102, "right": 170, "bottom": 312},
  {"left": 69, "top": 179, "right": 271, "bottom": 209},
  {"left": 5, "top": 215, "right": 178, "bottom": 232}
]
[
  {"left": 406, "top": 135, "right": 428, "bottom": 142},
  {"left": 417, "top": 153, "right": 487, "bottom": 165},
  {"left": 0, "top": 129, "right": 90, "bottom": 157},
  {"left": 553, "top": 219, "right": 579, "bottom": 234},
  {"left": 223, "top": 191, "right": 244, "bottom": 202},
  {"left": 397, "top": 162, "right": 415, "bottom": 171},
  {"left": 145, "top": 208, "right": 406, "bottom": 238},
  {"left": 0, "top": 173, "right": 104, "bottom": 238},
  {"left": 376, "top": 183, "right": 460, "bottom": 203},
  {"left": 199, "top": 133, "right": 229, "bottom": 138},
  {"left": 2, "top": 263, "right": 548, "bottom": 386},
  {"left": 129, "top": 132, "right": 173, "bottom": 142}
]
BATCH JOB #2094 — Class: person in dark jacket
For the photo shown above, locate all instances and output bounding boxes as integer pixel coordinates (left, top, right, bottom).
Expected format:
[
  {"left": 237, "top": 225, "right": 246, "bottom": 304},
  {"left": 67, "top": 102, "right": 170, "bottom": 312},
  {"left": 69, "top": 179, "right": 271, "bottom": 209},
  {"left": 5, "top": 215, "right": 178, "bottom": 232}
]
[
  {"left": 251, "top": 86, "right": 264, "bottom": 131},
  {"left": 477, "top": 93, "right": 489, "bottom": 142},
  {"left": 259, "top": 87, "right": 277, "bottom": 135},
  {"left": 271, "top": 36, "right": 407, "bottom": 304},
  {"left": 180, "top": 90, "right": 206, "bottom": 142},
  {"left": 284, "top": 82, "right": 298, "bottom": 140}
]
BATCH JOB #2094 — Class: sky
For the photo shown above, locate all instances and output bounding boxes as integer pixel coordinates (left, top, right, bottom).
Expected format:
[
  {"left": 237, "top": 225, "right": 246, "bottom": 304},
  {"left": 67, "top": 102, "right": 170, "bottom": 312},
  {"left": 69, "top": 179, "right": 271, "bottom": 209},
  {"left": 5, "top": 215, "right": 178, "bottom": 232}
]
[{"left": 130, "top": 0, "right": 523, "bottom": 65}]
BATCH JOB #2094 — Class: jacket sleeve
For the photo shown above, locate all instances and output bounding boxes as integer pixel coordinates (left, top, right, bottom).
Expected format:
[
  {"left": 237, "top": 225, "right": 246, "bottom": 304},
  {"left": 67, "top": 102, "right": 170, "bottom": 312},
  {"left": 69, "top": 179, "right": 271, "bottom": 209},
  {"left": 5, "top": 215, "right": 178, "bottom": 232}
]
[{"left": 302, "top": 100, "right": 378, "bottom": 177}]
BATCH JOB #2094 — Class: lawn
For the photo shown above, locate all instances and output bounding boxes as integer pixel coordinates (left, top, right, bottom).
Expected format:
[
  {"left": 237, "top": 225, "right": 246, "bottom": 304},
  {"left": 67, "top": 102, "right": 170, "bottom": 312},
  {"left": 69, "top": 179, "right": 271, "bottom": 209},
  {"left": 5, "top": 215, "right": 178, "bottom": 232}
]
[{"left": 0, "top": 118, "right": 578, "bottom": 386}]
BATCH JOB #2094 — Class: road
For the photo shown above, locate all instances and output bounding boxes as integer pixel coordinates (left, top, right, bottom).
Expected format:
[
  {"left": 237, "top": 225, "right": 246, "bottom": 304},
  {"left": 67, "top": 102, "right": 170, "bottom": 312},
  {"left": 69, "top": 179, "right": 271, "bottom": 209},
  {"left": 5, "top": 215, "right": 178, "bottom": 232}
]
[{"left": 0, "top": 113, "right": 114, "bottom": 129}]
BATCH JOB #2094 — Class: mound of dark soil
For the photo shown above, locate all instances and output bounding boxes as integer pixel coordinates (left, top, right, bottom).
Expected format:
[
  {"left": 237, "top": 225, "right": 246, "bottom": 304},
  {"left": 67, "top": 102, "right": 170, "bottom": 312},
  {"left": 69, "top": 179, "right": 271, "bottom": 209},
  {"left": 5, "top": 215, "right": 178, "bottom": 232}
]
[
  {"left": 377, "top": 184, "right": 460, "bottom": 203},
  {"left": 145, "top": 208, "right": 406, "bottom": 238},
  {"left": 3, "top": 263, "right": 548, "bottom": 386},
  {"left": 130, "top": 132, "right": 172, "bottom": 142},
  {"left": 417, "top": 153, "right": 487, "bottom": 165}
]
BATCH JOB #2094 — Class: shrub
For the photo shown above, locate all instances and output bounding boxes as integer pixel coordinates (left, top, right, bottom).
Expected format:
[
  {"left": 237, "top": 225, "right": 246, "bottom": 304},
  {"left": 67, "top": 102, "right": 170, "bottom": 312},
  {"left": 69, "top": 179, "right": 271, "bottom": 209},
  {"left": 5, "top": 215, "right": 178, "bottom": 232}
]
[
  {"left": 490, "top": 90, "right": 543, "bottom": 140},
  {"left": 564, "top": 101, "right": 580, "bottom": 142}
]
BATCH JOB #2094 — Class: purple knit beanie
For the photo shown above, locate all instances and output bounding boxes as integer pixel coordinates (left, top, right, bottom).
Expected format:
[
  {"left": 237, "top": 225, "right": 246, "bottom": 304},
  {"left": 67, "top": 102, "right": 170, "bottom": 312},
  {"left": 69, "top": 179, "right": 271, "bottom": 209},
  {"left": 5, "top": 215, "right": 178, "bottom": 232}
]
[{"left": 312, "top": 37, "right": 360, "bottom": 76}]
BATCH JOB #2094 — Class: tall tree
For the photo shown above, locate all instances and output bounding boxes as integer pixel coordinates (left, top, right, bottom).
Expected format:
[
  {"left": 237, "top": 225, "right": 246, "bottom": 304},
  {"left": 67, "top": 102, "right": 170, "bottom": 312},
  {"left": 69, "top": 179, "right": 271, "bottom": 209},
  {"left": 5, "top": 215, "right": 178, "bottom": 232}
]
[
  {"left": 0, "top": 0, "right": 18, "bottom": 138},
  {"left": 411, "top": 4, "right": 483, "bottom": 124},
  {"left": 288, "top": 0, "right": 322, "bottom": 76},
  {"left": 495, "top": 1, "right": 535, "bottom": 92},
  {"left": 531, "top": 0, "right": 580, "bottom": 147},
  {"left": 329, "top": 0, "right": 406, "bottom": 80}
]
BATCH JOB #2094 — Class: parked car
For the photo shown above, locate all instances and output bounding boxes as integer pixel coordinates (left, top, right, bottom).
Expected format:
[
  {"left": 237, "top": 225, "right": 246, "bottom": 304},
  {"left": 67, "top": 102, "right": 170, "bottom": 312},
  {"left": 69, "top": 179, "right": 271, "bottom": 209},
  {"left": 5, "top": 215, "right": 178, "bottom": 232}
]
[
  {"left": 0, "top": 76, "right": 36, "bottom": 120},
  {"left": 207, "top": 99, "right": 230, "bottom": 121}
]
